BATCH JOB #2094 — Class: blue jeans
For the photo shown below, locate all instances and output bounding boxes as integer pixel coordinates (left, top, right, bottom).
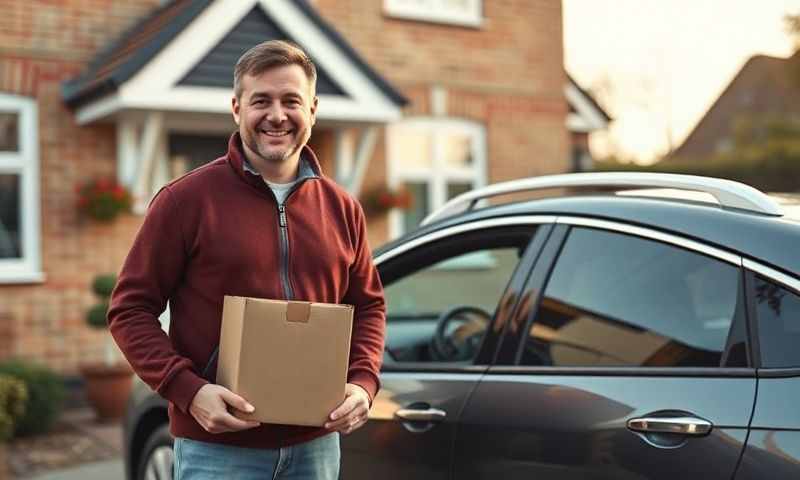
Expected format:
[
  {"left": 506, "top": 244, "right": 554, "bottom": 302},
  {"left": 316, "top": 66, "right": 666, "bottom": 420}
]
[{"left": 173, "top": 433, "right": 340, "bottom": 480}]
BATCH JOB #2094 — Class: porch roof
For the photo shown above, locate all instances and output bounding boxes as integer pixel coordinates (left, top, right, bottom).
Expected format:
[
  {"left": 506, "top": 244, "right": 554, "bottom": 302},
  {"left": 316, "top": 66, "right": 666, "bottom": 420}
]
[{"left": 62, "top": 0, "right": 407, "bottom": 124}]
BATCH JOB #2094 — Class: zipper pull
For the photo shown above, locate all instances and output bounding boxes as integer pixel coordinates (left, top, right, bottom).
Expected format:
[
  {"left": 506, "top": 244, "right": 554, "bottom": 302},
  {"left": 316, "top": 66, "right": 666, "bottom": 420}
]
[{"left": 278, "top": 204, "right": 287, "bottom": 227}]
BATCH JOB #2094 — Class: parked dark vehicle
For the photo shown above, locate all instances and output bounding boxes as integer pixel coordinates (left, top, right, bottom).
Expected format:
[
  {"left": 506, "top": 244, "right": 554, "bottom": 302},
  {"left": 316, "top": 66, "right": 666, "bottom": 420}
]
[{"left": 124, "top": 172, "right": 800, "bottom": 480}]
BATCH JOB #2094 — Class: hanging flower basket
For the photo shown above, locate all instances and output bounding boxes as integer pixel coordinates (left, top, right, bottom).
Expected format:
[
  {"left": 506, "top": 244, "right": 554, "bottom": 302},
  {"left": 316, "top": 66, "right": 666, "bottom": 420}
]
[
  {"left": 76, "top": 178, "right": 132, "bottom": 223},
  {"left": 362, "top": 185, "right": 414, "bottom": 215}
]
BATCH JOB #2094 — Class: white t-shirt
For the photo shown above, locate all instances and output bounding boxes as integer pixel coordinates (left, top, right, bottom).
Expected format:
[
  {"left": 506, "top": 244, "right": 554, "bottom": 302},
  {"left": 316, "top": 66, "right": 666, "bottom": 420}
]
[{"left": 265, "top": 178, "right": 300, "bottom": 205}]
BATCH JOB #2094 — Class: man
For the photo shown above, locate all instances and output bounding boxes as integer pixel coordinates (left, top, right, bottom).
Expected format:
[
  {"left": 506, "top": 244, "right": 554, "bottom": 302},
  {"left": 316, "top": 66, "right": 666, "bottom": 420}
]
[{"left": 108, "top": 40, "right": 386, "bottom": 479}]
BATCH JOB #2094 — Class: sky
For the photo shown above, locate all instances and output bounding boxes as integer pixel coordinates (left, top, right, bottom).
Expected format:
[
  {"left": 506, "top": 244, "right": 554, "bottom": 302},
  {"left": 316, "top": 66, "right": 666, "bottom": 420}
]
[{"left": 563, "top": 0, "right": 800, "bottom": 163}]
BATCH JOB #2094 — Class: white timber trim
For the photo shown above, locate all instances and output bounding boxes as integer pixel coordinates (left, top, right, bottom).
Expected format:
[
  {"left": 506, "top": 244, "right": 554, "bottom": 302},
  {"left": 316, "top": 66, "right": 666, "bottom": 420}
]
[
  {"left": 334, "top": 128, "right": 355, "bottom": 185},
  {"left": 70, "top": 0, "right": 402, "bottom": 125},
  {"left": 132, "top": 112, "right": 165, "bottom": 214},
  {"left": 0, "top": 93, "right": 43, "bottom": 284},
  {"left": 565, "top": 83, "right": 608, "bottom": 133},
  {"left": 347, "top": 126, "right": 379, "bottom": 198},
  {"left": 117, "top": 117, "right": 139, "bottom": 188}
]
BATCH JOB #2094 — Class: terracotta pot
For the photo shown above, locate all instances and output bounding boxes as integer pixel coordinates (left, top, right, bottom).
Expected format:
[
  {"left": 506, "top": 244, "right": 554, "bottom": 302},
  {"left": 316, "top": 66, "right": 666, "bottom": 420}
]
[{"left": 80, "top": 362, "right": 134, "bottom": 422}]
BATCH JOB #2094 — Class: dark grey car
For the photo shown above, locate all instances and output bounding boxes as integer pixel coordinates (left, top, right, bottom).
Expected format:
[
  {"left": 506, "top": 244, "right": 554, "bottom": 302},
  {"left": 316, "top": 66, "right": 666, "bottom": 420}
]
[{"left": 123, "top": 172, "right": 800, "bottom": 480}]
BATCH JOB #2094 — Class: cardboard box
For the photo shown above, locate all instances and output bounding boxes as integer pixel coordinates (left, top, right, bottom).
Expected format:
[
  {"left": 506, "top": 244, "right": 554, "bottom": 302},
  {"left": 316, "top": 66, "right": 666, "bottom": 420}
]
[{"left": 216, "top": 296, "right": 354, "bottom": 427}]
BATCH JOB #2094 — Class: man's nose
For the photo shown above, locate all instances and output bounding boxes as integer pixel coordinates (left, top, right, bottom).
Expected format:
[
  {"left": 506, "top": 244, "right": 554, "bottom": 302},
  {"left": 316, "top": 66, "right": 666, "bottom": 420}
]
[{"left": 266, "top": 101, "right": 287, "bottom": 123}]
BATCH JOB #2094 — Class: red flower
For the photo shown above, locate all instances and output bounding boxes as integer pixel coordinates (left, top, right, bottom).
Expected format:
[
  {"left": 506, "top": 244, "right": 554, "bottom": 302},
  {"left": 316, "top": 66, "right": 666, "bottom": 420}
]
[{"left": 75, "top": 178, "right": 131, "bottom": 222}]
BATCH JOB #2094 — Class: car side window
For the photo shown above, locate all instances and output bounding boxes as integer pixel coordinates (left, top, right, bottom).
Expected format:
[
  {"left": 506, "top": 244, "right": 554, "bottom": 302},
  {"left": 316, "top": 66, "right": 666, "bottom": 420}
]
[
  {"left": 752, "top": 275, "right": 800, "bottom": 368},
  {"left": 520, "top": 227, "right": 745, "bottom": 367},
  {"left": 381, "top": 227, "right": 537, "bottom": 364}
]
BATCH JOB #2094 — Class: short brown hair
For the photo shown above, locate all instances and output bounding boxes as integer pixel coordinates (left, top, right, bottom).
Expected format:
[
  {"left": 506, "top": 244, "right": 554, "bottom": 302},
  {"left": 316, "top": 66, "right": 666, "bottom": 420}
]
[{"left": 233, "top": 40, "right": 317, "bottom": 98}]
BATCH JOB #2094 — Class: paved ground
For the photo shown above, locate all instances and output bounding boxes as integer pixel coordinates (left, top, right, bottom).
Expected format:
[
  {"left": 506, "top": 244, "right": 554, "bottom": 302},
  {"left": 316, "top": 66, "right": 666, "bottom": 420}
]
[
  {"left": 30, "top": 459, "right": 124, "bottom": 480},
  {"left": 11, "top": 408, "right": 126, "bottom": 480}
]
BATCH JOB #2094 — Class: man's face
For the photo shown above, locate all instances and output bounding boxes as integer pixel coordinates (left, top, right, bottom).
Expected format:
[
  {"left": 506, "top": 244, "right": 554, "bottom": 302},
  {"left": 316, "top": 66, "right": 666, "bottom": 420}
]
[{"left": 232, "top": 64, "right": 318, "bottom": 168}]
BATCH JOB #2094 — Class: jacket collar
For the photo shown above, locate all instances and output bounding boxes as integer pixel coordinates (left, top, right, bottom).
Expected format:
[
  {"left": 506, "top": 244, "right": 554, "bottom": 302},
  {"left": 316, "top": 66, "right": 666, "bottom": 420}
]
[{"left": 226, "top": 132, "right": 321, "bottom": 188}]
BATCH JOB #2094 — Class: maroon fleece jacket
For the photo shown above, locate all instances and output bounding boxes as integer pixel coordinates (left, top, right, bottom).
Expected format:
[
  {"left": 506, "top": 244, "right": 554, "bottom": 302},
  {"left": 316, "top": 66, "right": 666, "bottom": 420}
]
[{"left": 108, "top": 133, "right": 386, "bottom": 448}]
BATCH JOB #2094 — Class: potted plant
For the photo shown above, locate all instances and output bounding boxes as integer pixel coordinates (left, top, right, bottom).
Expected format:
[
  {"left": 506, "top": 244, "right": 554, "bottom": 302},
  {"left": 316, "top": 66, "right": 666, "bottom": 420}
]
[
  {"left": 76, "top": 178, "right": 132, "bottom": 223},
  {"left": 81, "top": 274, "right": 134, "bottom": 421}
]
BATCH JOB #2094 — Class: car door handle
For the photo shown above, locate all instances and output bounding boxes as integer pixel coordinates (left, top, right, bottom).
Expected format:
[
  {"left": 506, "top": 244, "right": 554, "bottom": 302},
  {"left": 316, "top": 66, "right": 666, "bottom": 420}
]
[
  {"left": 627, "top": 415, "right": 712, "bottom": 436},
  {"left": 395, "top": 408, "right": 447, "bottom": 422}
]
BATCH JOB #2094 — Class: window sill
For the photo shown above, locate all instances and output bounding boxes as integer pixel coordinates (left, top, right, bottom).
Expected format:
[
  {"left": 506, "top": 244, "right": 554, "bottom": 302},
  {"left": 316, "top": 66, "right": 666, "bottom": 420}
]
[
  {"left": 383, "top": 13, "right": 485, "bottom": 29},
  {"left": 0, "top": 270, "right": 45, "bottom": 284}
]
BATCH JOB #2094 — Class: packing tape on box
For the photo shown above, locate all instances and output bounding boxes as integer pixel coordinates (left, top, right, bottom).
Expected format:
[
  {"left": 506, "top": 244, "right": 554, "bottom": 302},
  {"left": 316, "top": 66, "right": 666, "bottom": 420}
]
[{"left": 286, "top": 301, "right": 311, "bottom": 323}]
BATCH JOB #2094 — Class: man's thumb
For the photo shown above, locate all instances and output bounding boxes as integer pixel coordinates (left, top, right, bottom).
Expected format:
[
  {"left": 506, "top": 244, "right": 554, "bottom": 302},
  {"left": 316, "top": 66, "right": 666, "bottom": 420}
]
[{"left": 220, "top": 388, "right": 255, "bottom": 413}]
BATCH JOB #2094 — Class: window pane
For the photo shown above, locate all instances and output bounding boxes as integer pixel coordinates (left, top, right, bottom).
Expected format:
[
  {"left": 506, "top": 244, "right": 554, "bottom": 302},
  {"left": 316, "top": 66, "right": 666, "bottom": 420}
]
[
  {"left": 392, "top": 129, "right": 432, "bottom": 170},
  {"left": 754, "top": 275, "right": 800, "bottom": 368},
  {"left": 521, "top": 228, "right": 741, "bottom": 367},
  {"left": 443, "top": 132, "right": 472, "bottom": 168},
  {"left": 447, "top": 181, "right": 472, "bottom": 200},
  {"left": 385, "top": 232, "right": 531, "bottom": 363},
  {"left": 0, "top": 174, "right": 21, "bottom": 259},
  {"left": 169, "top": 134, "right": 229, "bottom": 172},
  {"left": 403, "top": 182, "right": 429, "bottom": 232},
  {"left": 0, "top": 112, "right": 19, "bottom": 152}
]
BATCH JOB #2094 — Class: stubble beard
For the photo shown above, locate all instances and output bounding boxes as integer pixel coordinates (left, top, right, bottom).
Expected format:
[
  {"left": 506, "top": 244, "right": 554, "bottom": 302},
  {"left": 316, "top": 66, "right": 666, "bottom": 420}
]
[{"left": 244, "top": 132, "right": 302, "bottom": 167}]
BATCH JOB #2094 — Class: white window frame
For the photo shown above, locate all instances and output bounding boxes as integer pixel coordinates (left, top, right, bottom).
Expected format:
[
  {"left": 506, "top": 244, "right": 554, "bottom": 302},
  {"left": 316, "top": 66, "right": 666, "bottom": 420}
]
[
  {"left": 387, "top": 117, "right": 487, "bottom": 241},
  {"left": 383, "top": 0, "right": 483, "bottom": 28},
  {"left": 0, "top": 94, "right": 43, "bottom": 284}
]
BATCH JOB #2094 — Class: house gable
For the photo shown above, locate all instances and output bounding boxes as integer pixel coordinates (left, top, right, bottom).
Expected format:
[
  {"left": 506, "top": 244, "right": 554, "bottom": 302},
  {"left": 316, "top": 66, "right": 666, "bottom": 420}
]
[
  {"left": 565, "top": 74, "right": 611, "bottom": 134},
  {"left": 63, "top": 0, "right": 405, "bottom": 124},
  {"left": 178, "top": 6, "right": 346, "bottom": 96}
]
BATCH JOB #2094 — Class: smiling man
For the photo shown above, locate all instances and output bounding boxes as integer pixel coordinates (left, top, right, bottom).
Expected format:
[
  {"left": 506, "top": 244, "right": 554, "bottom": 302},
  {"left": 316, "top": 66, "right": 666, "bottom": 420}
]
[{"left": 108, "top": 40, "right": 386, "bottom": 479}]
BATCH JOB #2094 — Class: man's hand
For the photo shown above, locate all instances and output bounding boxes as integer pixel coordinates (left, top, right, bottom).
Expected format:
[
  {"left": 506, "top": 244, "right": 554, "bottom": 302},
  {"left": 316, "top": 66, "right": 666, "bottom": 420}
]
[
  {"left": 325, "top": 383, "right": 370, "bottom": 435},
  {"left": 189, "top": 384, "right": 261, "bottom": 434}
]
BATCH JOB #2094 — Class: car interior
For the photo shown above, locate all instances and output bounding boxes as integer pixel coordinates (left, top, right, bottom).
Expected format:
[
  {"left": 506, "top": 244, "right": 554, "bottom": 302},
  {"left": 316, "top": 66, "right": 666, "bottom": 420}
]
[{"left": 377, "top": 226, "right": 538, "bottom": 364}]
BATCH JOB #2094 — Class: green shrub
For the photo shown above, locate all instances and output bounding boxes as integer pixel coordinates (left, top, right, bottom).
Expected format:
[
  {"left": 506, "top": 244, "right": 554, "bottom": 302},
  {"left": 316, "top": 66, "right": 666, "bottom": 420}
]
[
  {"left": 0, "top": 374, "right": 27, "bottom": 443},
  {"left": 87, "top": 274, "right": 116, "bottom": 330},
  {"left": 86, "top": 302, "right": 110, "bottom": 329},
  {"left": 91, "top": 274, "right": 117, "bottom": 297},
  {"left": 0, "top": 360, "right": 64, "bottom": 437}
]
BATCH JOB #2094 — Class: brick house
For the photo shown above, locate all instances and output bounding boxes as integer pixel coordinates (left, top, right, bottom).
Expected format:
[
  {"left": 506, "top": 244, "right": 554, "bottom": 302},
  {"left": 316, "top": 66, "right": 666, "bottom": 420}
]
[
  {"left": 673, "top": 52, "right": 800, "bottom": 159},
  {"left": 0, "top": 0, "right": 606, "bottom": 374}
]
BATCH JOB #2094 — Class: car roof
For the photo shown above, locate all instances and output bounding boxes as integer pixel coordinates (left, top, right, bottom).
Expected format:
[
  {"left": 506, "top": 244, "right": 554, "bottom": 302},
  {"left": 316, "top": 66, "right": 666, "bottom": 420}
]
[{"left": 377, "top": 193, "right": 800, "bottom": 278}]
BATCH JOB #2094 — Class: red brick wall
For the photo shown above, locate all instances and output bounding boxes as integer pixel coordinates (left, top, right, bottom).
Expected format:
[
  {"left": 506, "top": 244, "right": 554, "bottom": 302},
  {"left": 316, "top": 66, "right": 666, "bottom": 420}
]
[
  {"left": 0, "top": 0, "right": 161, "bottom": 373},
  {"left": 0, "top": 0, "right": 568, "bottom": 374},
  {"left": 318, "top": 0, "right": 569, "bottom": 238}
]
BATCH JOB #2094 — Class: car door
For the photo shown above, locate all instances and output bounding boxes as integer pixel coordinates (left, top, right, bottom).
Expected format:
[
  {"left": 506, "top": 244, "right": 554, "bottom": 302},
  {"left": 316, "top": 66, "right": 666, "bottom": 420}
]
[
  {"left": 339, "top": 219, "right": 552, "bottom": 480},
  {"left": 733, "top": 269, "right": 800, "bottom": 479},
  {"left": 454, "top": 220, "right": 757, "bottom": 480}
]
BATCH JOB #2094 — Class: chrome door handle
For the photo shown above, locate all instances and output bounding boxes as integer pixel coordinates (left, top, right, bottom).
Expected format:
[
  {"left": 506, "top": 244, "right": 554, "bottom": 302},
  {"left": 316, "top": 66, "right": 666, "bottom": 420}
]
[
  {"left": 395, "top": 408, "right": 447, "bottom": 422},
  {"left": 627, "top": 415, "right": 712, "bottom": 436}
]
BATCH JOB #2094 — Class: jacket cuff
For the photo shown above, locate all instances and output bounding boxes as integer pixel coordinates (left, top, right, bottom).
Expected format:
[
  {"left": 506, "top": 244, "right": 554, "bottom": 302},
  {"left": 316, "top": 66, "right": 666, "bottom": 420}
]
[
  {"left": 159, "top": 368, "right": 208, "bottom": 414},
  {"left": 347, "top": 370, "right": 379, "bottom": 404}
]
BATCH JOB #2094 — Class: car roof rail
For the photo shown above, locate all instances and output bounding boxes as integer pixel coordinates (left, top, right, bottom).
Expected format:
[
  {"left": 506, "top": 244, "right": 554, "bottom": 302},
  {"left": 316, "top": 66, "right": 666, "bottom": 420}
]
[{"left": 421, "top": 171, "right": 783, "bottom": 226}]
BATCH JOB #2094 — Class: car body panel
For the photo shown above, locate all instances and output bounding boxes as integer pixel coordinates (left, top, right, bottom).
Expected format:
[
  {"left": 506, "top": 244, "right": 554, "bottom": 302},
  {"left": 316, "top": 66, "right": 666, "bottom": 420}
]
[
  {"left": 734, "top": 429, "right": 800, "bottom": 479},
  {"left": 734, "top": 375, "right": 800, "bottom": 478},
  {"left": 340, "top": 371, "right": 484, "bottom": 479},
  {"left": 455, "top": 373, "right": 756, "bottom": 479}
]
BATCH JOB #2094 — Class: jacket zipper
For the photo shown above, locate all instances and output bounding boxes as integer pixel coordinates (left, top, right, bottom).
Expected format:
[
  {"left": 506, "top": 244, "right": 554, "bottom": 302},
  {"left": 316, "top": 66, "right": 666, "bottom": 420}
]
[
  {"left": 277, "top": 203, "right": 293, "bottom": 300},
  {"left": 274, "top": 179, "right": 311, "bottom": 300},
  {"left": 201, "top": 178, "right": 311, "bottom": 381}
]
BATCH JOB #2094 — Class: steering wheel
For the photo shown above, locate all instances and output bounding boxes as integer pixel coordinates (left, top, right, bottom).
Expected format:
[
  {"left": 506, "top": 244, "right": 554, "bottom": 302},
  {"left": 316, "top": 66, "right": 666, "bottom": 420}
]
[{"left": 429, "top": 305, "right": 492, "bottom": 361}]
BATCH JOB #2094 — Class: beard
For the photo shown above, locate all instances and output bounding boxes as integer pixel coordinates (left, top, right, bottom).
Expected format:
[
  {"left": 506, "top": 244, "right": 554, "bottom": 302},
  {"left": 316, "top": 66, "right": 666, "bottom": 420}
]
[{"left": 243, "top": 130, "right": 305, "bottom": 166}]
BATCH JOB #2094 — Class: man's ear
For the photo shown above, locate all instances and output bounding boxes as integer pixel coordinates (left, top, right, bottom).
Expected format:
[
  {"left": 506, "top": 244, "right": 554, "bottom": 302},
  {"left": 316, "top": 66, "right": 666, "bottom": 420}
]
[
  {"left": 231, "top": 95, "right": 241, "bottom": 125},
  {"left": 310, "top": 96, "right": 318, "bottom": 127}
]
